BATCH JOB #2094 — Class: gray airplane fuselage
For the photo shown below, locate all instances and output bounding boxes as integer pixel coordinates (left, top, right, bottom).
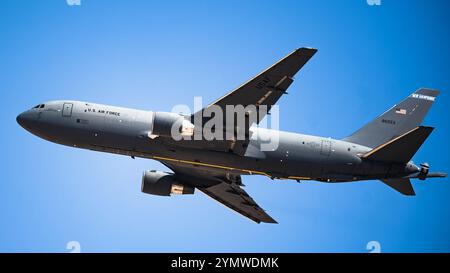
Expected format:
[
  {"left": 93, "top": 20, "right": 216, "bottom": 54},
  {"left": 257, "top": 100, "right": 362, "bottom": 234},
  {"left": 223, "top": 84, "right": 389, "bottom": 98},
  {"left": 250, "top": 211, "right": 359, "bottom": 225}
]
[{"left": 16, "top": 100, "right": 420, "bottom": 182}]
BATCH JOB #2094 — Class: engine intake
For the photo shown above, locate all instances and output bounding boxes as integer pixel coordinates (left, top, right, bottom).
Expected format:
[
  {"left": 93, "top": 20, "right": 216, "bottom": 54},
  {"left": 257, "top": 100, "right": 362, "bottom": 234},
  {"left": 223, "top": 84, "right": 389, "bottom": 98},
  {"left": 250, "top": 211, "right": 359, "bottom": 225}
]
[{"left": 141, "top": 170, "right": 194, "bottom": 196}]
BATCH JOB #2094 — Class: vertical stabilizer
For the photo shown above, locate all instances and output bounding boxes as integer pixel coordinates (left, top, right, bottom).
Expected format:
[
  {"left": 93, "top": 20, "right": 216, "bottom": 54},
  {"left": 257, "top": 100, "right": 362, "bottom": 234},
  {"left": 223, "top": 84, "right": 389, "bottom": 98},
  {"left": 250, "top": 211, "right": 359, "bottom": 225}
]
[{"left": 344, "top": 88, "right": 439, "bottom": 148}]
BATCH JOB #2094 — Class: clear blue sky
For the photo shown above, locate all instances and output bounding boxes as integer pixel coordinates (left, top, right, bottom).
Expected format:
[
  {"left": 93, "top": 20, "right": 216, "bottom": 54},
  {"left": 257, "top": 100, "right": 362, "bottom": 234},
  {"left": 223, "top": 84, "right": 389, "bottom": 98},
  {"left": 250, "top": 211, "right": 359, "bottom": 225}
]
[{"left": 0, "top": 0, "right": 449, "bottom": 252}]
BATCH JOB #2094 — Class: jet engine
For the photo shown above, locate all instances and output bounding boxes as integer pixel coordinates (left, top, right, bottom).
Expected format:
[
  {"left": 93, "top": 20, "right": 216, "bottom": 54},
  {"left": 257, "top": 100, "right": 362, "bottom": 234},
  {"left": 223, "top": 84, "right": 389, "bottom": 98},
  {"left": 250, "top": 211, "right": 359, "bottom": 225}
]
[
  {"left": 141, "top": 170, "right": 194, "bottom": 196},
  {"left": 149, "top": 112, "right": 194, "bottom": 139}
]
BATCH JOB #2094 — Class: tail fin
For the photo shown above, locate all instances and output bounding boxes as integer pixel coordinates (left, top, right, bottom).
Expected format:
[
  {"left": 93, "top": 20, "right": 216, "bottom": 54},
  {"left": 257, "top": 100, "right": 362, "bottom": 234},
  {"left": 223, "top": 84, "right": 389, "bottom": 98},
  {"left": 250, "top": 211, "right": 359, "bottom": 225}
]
[
  {"left": 362, "top": 126, "right": 434, "bottom": 163},
  {"left": 343, "top": 88, "right": 439, "bottom": 148},
  {"left": 380, "top": 178, "right": 415, "bottom": 196}
]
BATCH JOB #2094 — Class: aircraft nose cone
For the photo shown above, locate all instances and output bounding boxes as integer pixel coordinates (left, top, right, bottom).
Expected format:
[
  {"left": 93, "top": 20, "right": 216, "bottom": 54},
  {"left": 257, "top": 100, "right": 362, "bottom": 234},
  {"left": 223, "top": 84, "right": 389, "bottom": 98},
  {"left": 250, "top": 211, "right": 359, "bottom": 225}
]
[
  {"left": 16, "top": 113, "right": 23, "bottom": 125},
  {"left": 16, "top": 111, "right": 37, "bottom": 129},
  {"left": 16, "top": 113, "right": 26, "bottom": 127}
]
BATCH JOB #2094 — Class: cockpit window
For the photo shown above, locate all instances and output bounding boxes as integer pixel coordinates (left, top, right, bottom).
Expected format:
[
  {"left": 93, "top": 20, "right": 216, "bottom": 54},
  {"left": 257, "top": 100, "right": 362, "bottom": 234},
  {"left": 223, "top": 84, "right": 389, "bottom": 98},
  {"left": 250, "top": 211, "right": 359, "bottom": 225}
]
[
  {"left": 33, "top": 104, "right": 45, "bottom": 109},
  {"left": 33, "top": 105, "right": 40, "bottom": 109},
  {"left": 40, "top": 104, "right": 45, "bottom": 108}
]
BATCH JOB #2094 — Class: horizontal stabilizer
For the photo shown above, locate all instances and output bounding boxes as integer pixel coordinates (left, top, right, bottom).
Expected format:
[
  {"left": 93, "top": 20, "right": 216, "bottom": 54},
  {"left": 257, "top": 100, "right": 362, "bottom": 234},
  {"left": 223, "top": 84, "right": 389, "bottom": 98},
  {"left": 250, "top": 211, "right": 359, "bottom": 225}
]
[
  {"left": 363, "top": 126, "right": 434, "bottom": 163},
  {"left": 380, "top": 178, "right": 415, "bottom": 196}
]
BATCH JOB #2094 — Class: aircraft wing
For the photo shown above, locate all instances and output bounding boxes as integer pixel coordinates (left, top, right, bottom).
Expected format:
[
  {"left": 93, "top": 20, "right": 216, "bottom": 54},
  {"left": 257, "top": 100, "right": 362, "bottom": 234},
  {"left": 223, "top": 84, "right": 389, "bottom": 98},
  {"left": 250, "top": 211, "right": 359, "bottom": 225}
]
[
  {"left": 191, "top": 47, "right": 317, "bottom": 155},
  {"left": 162, "top": 163, "right": 277, "bottom": 224},
  {"left": 198, "top": 181, "right": 277, "bottom": 224}
]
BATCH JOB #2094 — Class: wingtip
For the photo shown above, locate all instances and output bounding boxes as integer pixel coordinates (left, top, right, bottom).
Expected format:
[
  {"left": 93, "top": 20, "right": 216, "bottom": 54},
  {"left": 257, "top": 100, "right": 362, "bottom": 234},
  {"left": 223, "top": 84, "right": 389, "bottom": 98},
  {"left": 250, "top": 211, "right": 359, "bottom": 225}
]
[{"left": 262, "top": 218, "right": 279, "bottom": 224}]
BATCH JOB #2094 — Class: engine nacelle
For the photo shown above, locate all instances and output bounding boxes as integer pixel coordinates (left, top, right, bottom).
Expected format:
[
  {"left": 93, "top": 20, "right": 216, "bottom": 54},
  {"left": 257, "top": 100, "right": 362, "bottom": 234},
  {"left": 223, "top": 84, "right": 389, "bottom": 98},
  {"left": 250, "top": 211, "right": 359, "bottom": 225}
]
[
  {"left": 149, "top": 112, "right": 194, "bottom": 139},
  {"left": 141, "top": 170, "right": 194, "bottom": 196}
]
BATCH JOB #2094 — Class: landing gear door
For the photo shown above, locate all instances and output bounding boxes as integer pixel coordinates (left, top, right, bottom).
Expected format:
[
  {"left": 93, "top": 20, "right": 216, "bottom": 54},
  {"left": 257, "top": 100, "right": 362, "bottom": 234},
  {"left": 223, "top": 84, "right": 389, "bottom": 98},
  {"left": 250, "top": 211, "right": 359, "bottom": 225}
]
[{"left": 62, "top": 103, "right": 73, "bottom": 117}]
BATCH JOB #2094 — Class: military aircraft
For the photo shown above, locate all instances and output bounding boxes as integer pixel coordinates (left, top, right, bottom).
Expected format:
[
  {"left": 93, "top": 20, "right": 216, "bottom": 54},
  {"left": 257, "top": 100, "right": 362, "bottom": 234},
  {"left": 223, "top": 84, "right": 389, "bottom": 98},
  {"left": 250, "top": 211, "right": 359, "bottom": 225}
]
[{"left": 17, "top": 48, "right": 446, "bottom": 223}]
